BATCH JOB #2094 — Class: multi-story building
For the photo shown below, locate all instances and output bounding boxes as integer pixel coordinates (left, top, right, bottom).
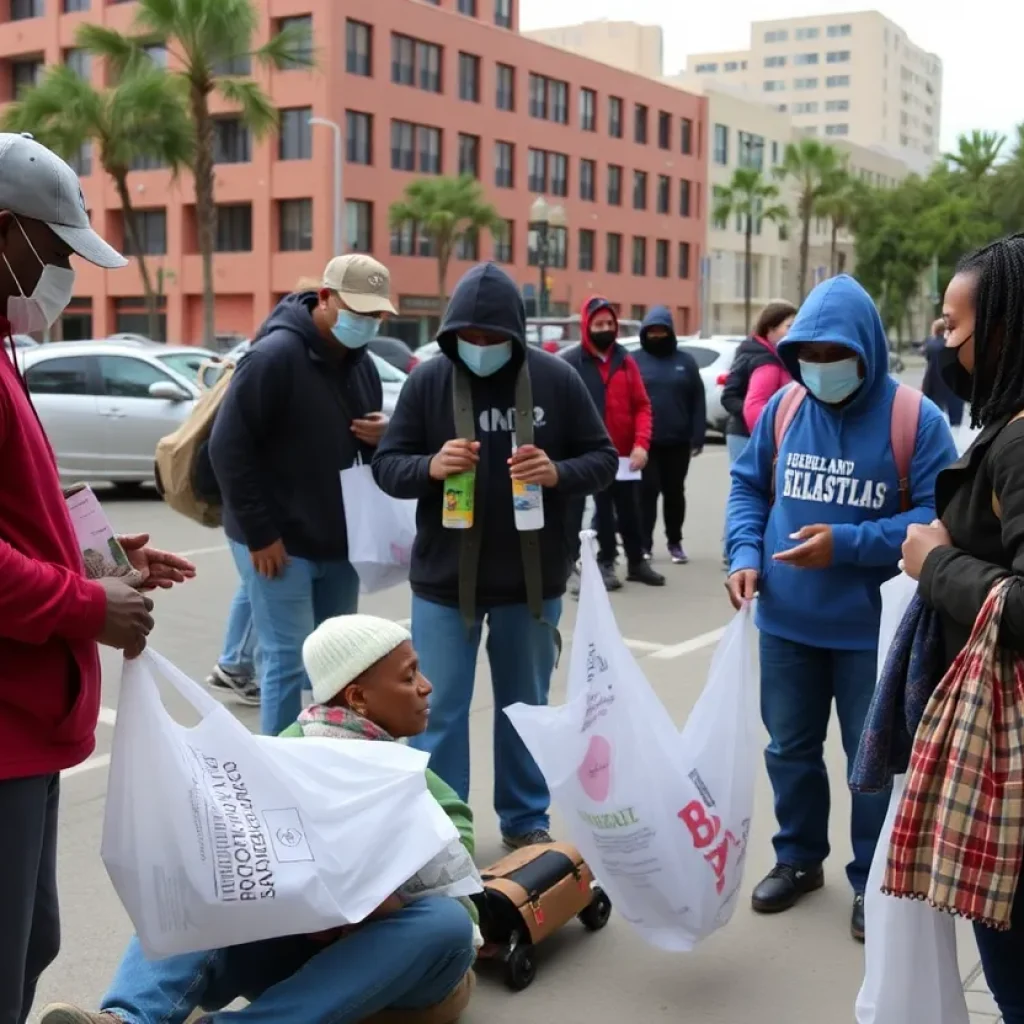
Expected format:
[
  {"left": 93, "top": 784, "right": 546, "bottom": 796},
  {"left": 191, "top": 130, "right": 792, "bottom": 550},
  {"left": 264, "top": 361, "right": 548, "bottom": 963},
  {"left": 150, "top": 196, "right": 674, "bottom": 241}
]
[
  {"left": 522, "top": 19, "right": 663, "bottom": 79},
  {"left": 0, "top": 0, "right": 706, "bottom": 345},
  {"left": 684, "top": 10, "right": 942, "bottom": 175}
]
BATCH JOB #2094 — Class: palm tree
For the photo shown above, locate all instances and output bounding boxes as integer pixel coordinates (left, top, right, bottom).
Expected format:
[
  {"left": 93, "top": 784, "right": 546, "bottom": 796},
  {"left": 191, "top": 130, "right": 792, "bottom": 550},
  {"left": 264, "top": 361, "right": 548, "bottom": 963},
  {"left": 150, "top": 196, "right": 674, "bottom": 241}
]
[
  {"left": 713, "top": 168, "right": 789, "bottom": 332},
  {"left": 78, "top": 0, "right": 313, "bottom": 346},
  {"left": 944, "top": 130, "right": 1005, "bottom": 183},
  {"left": 389, "top": 175, "right": 505, "bottom": 310},
  {"left": 993, "top": 123, "right": 1024, "bottom": 229},
  {"left": 776, "top": 138, "right": 841, "bottom": 301},
  {"left": 1, "top": 64, "right": 193, "bottom": 341},
  {"left": 815, "top": 166, "right": 859, "bottom": 276}
]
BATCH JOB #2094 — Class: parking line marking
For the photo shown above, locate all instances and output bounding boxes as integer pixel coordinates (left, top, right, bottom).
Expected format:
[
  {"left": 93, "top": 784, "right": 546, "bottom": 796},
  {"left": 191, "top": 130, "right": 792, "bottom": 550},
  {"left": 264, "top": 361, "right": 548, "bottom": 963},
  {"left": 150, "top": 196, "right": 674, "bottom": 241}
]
[{"left": 648, "top": 626, "right": 726, "bottom": 660}]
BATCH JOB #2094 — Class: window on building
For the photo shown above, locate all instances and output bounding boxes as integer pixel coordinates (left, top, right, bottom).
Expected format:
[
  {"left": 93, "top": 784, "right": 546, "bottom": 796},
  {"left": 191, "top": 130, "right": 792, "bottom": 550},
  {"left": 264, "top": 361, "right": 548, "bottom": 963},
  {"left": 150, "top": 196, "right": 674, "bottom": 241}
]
[
  {"left": 606, "top": 232, "right": 622, "bottom": 273},
  {"left": 275, "top": 15, "right": 313, "bottom": 69},
  {"left": 694, "top": 62, "right": 718, "bottom": 73},
  {"left": 455, "top": 228, "right": 478, "bottom": 261},
  {"left": 764, "top": 29, "right": 788, "bottom": 42},
  {"left": 64, "top": 48, "right": 90, "bottom": 79},
  {"left": 825, "top": 99, "right": 850, "bottom": 112},
  {"left": 765, "top": 55, "right": 786, "bottom": 67},
  {"left": 578, "top": 228, "right": 595, "bottom": 271},
  {"left": 391, "top": 35, "right": 423, "bottom": 88},
  {"left": 795, "top": 77, "right": 819, "bottom": 89},
  {"left": 214, "top": 53, "right": 251, "bottom": 76},
  {"left": 656, "top": 174, "right": 670, "bottom": 214},
  {"left": 67, "top": 142, "right": 92, "bottom": 177},
  {"left": 579, "top": 87, "right": 596, "bottom": 131},
  {"left": 213, "top": 116, "right": 251, "bottom": 164},
  {"left": 214, "top": 204, "right": 252, "bottom": 252},
  {"left": 11, "top": 0, "right": 43, "bottom": 19},
  {"left": 826, "top": 75, "right": 850, "bottom": 87},
  {"left": 527, "top": 148, "right": 546, "bottom": 192},
  {"left": 632, "top": 170, "right": 647, "bottom": 210},
  {"left": 12, "top": 59, "right": 42, "bottom": 98},
  {"left": 417, "top": 125, "right": 441, "bottom": 173},
  {"left": 549, "top": 80, "right": 568, "bottom": 124},
  {"left": 680, "top": 117, "right": 693, "bottom": 155},
  {"left": 346, "top": 200, "right": 373, "bottom": 253},
  {"left": 580, "top": 158, "right": 596, "bottom": 201},
  {"left": 608, "top": 96, "right": 623, "bottom": 138},
  {"left": 827, "top": 23, "right": 852, "bottom": 37},
  {"left": 738, "top": 131, "right": 765, "bottom": 169},
  {"left": 713, "top": 123, "right": 729, "bottom": 165},
  {"left": 458, "top": 52, "right": 480, "bottom": 102},
  {"left": 634, "top": 103, "right": 648, "bottom": 144},
  {"left": 546, "top": 226, "right": 567, "bottom": 269},
  {"left": 125, "top": 210, "right": 167, "bottom": 256},
  {"left": 825, "top": 123, "right": 849, "bottom": 136},
  {"left": 458, "top": 133, "right": 479, "bottom": 177},
  {"left": 794, "top": 52, "right": 819, "bottom": 65},
  {"left": 495, "top": 140, "right": 514, "bottom": 188},
  {"left": 345, "top": 110, "right": 373, "bottom": 165},
  {"left": 64, "top": 0, "right": 89, "bottom": 11},
  {"left": 657, "top": 110, "right": 671, "bottom": 150},
  {"left": 550, "top": 152, "right": 568, "bottom": 197},
  {"left": 607, "top": 164, "right": 622, "bottom": 206},
  {"left": 457, "top": 0, "right": 476, "bottom": 13},
  {"left": 278, "top": 107, "right": 312, "bottom": 160},
  {"left": 346, "top": 20, "right": 372, "bottom": 76},
  {"left": 827, "top": 50, "right": 851, "bottom": 63},
  {"left": 493, "top": 220, "right": 513, "bottom": 263},
  {"left": 494, "top": 0, "right": 513, "bottom": 29},
  {"left": 793, "top": 101, "right": 819, "bottom": 114},
  {"left": 678, "top": 241, "right": 691, "bottom": 279},
  {"left": 279, "top": 198, "right": 313, "bottom": 251},
  {"left": 390, "top": 221, "right": 415, "bottom": 256},
  {"left": 679, "top": 179, "right": 691, "bottom": 217},
  {"left": 496, "top": 64, "right": 515, "bottom": 111},
  {"left": 631, "top": 236, "right": 647, "bottom": 276},
  {"left": 655, "top": 239, "right": 669, "bottom": 279},
  {"left": 416, "top": 40, "right": 442, "bottom": 92},
  {"left": 764, "top": 80, "right": 785, "bottom": 92},
  {"left": 528, "top": 73, "right": 546, "bottom": 118},
  {"left": 391, "top": 120, "right": 415, "bottom": 171},
  {"left": 795, "top": 26, "right": 820, "bottom": 39}
]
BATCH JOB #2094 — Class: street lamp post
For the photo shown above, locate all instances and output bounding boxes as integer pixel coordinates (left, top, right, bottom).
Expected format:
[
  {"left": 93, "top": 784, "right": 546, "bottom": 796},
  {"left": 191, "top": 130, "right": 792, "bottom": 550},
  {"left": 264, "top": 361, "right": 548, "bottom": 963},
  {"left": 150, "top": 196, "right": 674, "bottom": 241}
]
[
  {"left": 528, "top": 196, "right": 566, "bottom": 317},
  {"left": 310, "top": 117, "right": 344, "bottom": 256}
]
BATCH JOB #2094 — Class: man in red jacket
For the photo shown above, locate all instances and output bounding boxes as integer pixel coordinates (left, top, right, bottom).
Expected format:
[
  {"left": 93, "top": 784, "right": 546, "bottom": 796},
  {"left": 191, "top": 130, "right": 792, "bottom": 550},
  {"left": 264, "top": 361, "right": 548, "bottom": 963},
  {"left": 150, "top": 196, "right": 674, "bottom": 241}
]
[
  {"left": 0, "top": 134, "right": 194, "bottom": 1024},
  {"left": 561, "top": 297, "right": 664, "bottom": 589}
]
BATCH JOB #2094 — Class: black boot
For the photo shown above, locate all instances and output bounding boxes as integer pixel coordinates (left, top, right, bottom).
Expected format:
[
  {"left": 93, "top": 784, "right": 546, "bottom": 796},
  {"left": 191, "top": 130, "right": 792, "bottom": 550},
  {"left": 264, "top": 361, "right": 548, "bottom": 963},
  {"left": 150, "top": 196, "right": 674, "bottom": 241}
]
[
  {"left": 851, "top": 893, "right": 865, "bottom": 942},
  {"left": 627, "top": 560, "right": 666, "bottom": 586},
  {"left": 751, "top": 863, "right": 824, "bottom": 913},
  {"left": 599, "top": 561, "right": 623, "bottom": 591}
]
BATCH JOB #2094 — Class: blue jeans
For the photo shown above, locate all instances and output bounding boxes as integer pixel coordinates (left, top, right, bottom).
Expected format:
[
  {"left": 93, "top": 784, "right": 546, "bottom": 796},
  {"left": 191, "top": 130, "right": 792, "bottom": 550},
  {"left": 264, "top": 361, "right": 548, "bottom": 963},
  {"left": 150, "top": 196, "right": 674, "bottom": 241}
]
[
  {"left": 975, "top": 869, "right": 1024, "bottom": 1023},
  {"left": 218, "top": 582, "right": 256, "bottom": 676},
  {"left": 229, "top": 541, "right": 359, "bottom": 736},
  {"left": 410, "top": 595, "right": 561, "bottom": 837},
  {"left": 759, "top": 632, "right": 889, "bottom": 893},
  {"left": 101, "top": 897, "right": 475, "bottom": 1024}
]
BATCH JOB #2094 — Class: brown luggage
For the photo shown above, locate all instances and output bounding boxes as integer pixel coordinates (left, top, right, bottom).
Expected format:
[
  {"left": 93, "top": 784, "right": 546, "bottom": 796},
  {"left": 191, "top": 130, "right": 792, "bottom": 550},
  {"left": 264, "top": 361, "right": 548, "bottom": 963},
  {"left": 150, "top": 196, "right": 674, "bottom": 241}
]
[{"left": 471, "top": 842, "right": 611, "bottom": 990}]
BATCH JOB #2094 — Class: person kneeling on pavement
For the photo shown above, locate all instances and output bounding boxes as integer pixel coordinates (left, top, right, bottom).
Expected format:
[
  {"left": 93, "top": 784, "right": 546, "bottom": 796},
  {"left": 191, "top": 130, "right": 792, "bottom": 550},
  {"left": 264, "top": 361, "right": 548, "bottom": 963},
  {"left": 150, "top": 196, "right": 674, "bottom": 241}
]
[
  {"left": 724, "top": 275, "right": 956, "bottom": 943},
  {"left": 41, "top": 615, "right": 478, "bottom": 1024}
]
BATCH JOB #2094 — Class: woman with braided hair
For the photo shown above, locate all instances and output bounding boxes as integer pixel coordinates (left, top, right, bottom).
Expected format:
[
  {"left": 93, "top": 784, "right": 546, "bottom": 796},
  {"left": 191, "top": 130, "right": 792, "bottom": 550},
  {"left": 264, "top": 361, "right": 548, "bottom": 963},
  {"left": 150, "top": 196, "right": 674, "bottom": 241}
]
[{"left": 901, "top": 232, "right": 1024, "bottom": 1021}]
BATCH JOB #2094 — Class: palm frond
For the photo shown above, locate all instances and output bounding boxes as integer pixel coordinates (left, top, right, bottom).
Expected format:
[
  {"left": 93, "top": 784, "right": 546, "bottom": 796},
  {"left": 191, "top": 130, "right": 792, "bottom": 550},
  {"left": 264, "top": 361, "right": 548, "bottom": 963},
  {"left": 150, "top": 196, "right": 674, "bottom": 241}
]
[{"left": 216, "top": 77, "right": 277, "bottom": 136}]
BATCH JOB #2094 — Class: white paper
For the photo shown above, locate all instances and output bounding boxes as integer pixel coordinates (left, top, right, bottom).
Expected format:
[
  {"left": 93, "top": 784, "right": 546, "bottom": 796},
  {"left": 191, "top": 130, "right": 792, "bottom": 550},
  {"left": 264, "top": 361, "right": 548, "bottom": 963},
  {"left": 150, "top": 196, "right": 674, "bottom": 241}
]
[{"left": 616, "top": 456, "right": 641, "bottom": 481}]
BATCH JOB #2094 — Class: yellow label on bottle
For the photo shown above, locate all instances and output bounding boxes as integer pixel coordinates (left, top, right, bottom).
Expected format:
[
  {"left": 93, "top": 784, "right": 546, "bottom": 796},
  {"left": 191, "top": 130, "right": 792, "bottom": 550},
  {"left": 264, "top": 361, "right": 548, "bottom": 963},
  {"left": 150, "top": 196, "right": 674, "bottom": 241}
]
[{"left": 442, "top": 471, "right": 475, "bottom": 529}]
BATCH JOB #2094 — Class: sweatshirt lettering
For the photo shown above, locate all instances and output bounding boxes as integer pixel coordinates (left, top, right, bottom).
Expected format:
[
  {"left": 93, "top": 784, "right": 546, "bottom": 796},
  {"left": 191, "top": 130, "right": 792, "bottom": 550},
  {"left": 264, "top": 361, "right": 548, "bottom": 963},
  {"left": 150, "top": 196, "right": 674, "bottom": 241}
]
[{"left": 782, "top": 451, "right": 887, "bottom": 510}]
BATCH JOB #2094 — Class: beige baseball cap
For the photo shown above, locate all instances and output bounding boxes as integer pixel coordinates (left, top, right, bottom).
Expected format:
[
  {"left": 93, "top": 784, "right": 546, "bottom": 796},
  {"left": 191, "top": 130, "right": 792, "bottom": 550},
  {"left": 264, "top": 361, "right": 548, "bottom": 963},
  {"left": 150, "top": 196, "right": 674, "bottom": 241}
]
[{"left": 322, "top": 254, "right": 396, "bottom": 315}]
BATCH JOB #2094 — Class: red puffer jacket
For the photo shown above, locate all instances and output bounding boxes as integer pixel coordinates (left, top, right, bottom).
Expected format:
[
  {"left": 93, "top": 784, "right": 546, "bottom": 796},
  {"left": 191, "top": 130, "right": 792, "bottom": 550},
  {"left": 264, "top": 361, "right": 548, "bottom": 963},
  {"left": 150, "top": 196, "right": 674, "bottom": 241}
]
[{"left": 560, "top": 298, "right": 652, "bottom": 456}]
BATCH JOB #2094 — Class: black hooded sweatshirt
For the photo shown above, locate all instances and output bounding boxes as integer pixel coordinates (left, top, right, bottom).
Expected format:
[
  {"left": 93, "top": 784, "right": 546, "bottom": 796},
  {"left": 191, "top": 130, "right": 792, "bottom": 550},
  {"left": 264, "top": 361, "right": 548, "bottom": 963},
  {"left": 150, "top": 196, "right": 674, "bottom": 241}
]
[
  {"left": 372, "top": 263, "right": 617, "bottom": 607},
  {"left": 209, "top": 292, "right": 382, "bottom": 560}
]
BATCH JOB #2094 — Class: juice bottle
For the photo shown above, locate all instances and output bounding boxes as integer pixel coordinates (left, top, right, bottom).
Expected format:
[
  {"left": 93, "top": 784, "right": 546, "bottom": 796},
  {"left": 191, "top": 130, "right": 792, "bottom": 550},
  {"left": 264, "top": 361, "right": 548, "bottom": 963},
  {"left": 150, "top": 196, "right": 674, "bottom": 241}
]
[
  {"left": 511, "top": 432, "right": 544, "bottom": 532},
  {"left": 442, "top": 470, "right": 475, "bottom": 529}
]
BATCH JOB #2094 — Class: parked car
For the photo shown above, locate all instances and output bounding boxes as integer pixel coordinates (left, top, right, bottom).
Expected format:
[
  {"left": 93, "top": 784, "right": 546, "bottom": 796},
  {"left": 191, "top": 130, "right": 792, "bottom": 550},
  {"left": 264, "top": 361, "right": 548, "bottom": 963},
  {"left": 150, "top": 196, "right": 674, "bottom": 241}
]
[
  {"left": 370, "top": 335, "right": 419, "bottom": 374},
  {"left": 526, "top": 316, "right": 644, "bottom": 353},
  {"left": 12, "top": 334, "right": 38, "bottom": 348}
]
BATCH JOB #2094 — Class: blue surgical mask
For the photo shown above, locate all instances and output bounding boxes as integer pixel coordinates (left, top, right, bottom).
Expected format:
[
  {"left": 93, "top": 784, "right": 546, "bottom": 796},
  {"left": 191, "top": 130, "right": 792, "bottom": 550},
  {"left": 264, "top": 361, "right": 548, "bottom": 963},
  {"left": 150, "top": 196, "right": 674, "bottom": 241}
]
[
  {"left": 799, "top": 358, "right": 862, "bottom": 404},
  {"left": 331, "top": 309, "right": 379, "bottom": 349},
  {"left": 457, "top": 339, "right": 512, "bottom": 377}
]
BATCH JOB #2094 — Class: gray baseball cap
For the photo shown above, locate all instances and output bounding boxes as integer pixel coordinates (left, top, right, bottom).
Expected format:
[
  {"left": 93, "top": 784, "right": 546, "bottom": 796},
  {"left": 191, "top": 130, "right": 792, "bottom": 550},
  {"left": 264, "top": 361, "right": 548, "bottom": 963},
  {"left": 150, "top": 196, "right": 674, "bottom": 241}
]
[
  {"left": 0, "top": 133, "right": 127, "bottom": 269},
  {"left": 322, "top": 254, "right": 396, "bottom": 314}
]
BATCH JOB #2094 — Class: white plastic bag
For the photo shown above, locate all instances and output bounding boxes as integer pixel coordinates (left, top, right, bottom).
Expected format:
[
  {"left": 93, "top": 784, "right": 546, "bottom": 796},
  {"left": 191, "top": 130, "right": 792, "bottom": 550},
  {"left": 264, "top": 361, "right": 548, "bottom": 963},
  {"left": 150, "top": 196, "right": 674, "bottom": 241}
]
[
  {"left": 102, "top": 650, "right": 464, "bottom": 958},
  {"left": 855, "top": 776, "right": 969, "bottom": 1024},
  {"left": 340, "top": 460, "right": 417, "bottom": 593},
  {"left": 506, "top": 535, "right": 759, "bottom": 951},
  {"left": 876, "top": 572, "right": 919, "bottom": 679}
]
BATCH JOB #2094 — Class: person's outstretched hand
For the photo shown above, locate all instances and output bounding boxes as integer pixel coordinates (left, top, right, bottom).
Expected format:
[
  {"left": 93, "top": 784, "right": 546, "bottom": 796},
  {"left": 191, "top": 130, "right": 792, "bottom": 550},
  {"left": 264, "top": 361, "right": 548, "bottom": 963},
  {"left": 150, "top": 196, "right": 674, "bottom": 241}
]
[{"left": 119, "top": 534, "right": 197, "bottom": 591}]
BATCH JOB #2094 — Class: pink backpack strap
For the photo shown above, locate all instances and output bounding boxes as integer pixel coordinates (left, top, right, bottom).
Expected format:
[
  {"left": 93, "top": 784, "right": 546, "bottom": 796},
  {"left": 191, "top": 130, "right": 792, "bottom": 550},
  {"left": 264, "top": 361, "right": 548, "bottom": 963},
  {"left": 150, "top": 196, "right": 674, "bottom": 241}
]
[
  {"left": 890, "top": 384, "right": 921, "bottom": 512},
  {"left": 770, "top": 385, "right": 806, "bottom": 502}
]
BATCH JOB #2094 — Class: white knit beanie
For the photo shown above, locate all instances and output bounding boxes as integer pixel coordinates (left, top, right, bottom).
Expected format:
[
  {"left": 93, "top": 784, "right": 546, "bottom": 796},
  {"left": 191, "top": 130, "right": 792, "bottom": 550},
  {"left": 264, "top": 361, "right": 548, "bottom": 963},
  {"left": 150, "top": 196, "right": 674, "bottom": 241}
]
[{"left": 302, "top": 614, "right": 412, "bottom": 706}]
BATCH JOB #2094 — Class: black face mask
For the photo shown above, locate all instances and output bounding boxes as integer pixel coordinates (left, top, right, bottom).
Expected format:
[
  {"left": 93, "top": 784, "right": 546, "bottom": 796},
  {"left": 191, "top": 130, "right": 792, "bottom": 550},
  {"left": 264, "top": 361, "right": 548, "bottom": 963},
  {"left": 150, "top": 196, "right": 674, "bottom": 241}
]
[
  {"left": 938, "top": 337, "right": 974, "bottom": 402},
  {"left": 589, "top": 330, "right": 616, "bottom": 352},
  {"left": 643, "top": 335, "right": 676, "bottom": 357}
]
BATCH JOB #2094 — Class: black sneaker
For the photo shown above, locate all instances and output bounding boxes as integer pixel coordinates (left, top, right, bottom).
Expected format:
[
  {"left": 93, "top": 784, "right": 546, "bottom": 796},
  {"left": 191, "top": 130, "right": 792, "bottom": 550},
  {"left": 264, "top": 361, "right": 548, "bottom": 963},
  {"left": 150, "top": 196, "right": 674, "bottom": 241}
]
[
  {"left": 751, "top": 863, "right": 825, "bottom": 913},
  {"left": 851, "top": 892, "right": 865, "bottom": 942},
  {"left": 627, "top": 561, "right": 666, "bottom": 586},
  {"left": 599, "top": 562, "right": 623, "bottom": 591},
  {"left": 207, "top": 665, "right": 261, "bottom": 707},
  {"left": 501, "top": 828, "right": 554, "bottom": 852}
]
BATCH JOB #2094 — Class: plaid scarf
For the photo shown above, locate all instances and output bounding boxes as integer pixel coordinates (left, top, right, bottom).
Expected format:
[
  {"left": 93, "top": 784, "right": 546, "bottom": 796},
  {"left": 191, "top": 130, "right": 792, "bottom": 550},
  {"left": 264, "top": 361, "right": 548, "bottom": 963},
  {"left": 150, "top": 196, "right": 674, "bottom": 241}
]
[
  {"left": 296, "top": 704, "right": 392, "bottom": 743},
  {"left": 883, "top": 579, "right": 1024, "bottom": 930}
]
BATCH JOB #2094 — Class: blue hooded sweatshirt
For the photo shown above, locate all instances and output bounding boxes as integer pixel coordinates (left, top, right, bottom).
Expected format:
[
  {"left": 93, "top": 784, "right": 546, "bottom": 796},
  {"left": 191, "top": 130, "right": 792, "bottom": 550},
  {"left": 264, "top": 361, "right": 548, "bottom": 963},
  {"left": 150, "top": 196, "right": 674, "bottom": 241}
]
[{"left": 726, "top": 275, "right": 957, "bottom": 651}]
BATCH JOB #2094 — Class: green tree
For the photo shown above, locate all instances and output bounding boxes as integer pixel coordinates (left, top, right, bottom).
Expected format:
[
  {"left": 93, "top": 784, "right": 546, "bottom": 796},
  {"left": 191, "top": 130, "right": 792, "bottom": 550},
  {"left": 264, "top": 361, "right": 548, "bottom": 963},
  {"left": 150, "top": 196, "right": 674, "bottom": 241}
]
[
  {"left": 389, "top": 175, "right": 505, "bottom": 310},
  {"left": 775, "top": 138, "right": 841, "bottom": 301},
  {"left": 815, "top": 166, "right": 859, "bottom": 276},
  {"left": 78, "top": 0, "right": 313, "bottom": 346},
  {"left": 944, "top": 129, "right": 1005, "bottom": 183},
  {"left": 1, "top": 64, "right": 193, "bottom": 341},
  {"left": 712, "top": 167, "right": 789, "bottom": 332},
  {"left": 992, "top": 124, "right": 1024, "bottom": 232}
]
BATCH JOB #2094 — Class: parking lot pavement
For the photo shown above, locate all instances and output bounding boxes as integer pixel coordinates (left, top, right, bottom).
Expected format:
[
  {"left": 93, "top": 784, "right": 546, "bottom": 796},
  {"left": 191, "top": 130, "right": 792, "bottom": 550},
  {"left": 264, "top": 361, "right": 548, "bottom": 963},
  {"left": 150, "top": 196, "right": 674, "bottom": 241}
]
[{"left": 38, "top": 445, "right": 992, "bottom": 1022}]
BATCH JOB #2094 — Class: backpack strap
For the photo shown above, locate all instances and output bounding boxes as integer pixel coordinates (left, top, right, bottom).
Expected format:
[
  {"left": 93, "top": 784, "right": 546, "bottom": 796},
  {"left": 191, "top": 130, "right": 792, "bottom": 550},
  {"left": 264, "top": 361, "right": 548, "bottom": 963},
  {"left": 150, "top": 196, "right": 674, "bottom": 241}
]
[
  {"left": 890, "top": 384, "right": 921, "bottom": 513},
  {"left": 770, "top": 384, "right": 806, "bottom": 503}
]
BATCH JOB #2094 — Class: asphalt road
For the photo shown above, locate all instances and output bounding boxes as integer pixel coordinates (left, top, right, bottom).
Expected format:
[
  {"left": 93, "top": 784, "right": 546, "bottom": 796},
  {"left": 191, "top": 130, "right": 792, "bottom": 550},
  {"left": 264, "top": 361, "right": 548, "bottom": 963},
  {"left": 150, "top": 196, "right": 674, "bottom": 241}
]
[{"left": 36, "top": 424, "right": 996, "bottom": 1023}]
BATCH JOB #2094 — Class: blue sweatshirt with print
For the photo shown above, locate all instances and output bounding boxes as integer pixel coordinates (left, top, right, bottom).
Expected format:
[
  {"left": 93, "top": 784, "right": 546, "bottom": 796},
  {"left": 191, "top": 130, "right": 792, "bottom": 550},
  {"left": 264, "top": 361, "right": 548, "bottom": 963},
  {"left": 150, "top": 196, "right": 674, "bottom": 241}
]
[{"left": 726, "top": 275, "right": 957, "bottom": 651}]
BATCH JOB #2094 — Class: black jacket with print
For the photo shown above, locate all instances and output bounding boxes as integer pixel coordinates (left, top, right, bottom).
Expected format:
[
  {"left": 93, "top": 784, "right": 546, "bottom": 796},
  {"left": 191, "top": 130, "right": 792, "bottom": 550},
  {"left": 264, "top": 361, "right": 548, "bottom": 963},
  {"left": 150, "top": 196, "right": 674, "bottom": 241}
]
[{"left": 372, "top": 264, "right": 617, "bottom": 607}]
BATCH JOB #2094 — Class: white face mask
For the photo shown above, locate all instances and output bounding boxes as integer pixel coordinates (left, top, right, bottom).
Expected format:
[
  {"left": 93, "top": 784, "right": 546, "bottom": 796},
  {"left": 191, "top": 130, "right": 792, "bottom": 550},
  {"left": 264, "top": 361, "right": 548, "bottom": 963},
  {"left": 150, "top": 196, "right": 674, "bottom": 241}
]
[{"left": 4, "top": 217, "right": 76, "bottom": 334}]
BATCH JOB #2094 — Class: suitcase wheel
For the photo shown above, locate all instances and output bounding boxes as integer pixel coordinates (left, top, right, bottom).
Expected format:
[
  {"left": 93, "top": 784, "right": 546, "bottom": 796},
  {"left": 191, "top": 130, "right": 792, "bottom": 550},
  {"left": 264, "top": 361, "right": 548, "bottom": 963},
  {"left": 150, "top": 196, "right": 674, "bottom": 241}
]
[
  {"left": 578, "top": 885, "right": 612, "bottom": 932},
  {"left": 504, "top": 942, "right": 537, "bottom": 991}
]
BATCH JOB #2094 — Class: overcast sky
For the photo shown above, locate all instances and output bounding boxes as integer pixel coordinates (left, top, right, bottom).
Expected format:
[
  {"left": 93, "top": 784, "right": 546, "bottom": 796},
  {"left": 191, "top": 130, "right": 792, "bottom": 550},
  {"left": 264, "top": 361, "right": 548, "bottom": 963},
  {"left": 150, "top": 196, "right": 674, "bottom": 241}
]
[{"left": 519, "top": 0, "right": 1020, "bottom": 153}]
